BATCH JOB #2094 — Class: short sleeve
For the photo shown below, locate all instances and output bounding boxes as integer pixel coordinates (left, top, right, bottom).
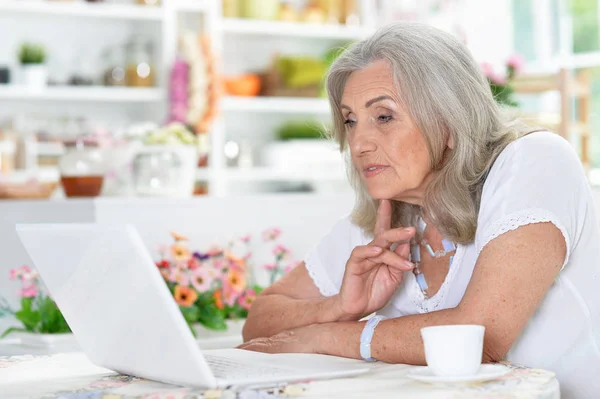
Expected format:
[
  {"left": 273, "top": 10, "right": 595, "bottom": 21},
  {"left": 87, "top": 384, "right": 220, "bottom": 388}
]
[
  {"left": 475, "top": 132, "right": 587, "bottom": 269},
  {"left": 304, "top": 216, "right": 369, "bottom": 297}
]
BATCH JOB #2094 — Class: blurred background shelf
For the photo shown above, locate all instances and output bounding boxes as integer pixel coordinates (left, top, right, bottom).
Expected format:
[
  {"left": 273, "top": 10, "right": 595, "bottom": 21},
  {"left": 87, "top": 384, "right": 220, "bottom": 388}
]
[
  {"left": 222, "top": 18, "right": 374, "bottom": 40},
  {"left": 0, "top": 0, "right": 163, "bottom": 21},
  {"left": 222, "top": 96, "right": 330, "bottom": 114},
  {"left": 172, "top": 0, "right": 209, "bottom": 13},
  {"left": 197, "top": 167, "right": 345, "bottom": 182},
  {"left": 0, "top": 166, "right": 59, "bottom": 183},
  {"left": 0, "top": 86, "right": 164, "bottom": 103}
]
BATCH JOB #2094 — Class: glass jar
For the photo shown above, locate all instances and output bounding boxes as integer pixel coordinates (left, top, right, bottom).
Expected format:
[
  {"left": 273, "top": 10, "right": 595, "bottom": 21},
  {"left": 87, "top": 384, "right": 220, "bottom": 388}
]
[
  {"left": 137, "top": 0, "right": 161, "bottom": 5},
  {"left": 132, "top": 146, "right": 197, "bottom": 197},
  {"left": 102, "top": 46, "right": 126, "bottom": 87},
  {"left": 126, "top": 38, "right": 154, "bottom": 88},
  {"left": 59, "top": 140, "right": 105, "bottom": 198}
]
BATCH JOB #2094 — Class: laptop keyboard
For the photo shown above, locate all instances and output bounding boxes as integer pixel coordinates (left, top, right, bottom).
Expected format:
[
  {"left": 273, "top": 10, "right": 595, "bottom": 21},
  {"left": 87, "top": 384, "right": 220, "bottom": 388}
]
[{"left": 205, "top": 354, "right": 296, "bottom": 380}]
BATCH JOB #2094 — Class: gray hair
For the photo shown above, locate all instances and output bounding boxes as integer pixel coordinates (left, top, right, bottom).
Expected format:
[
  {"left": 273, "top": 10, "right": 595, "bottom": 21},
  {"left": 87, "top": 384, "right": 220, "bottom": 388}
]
[{"left": 326, "top": 22, "right": 533, "bottom": 243}]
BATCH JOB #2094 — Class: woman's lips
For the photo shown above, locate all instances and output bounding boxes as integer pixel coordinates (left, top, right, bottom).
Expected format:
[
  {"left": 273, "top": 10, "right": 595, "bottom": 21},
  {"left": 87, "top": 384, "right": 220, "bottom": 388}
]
[{"left": 363, "top": 165, "right": 390, "bottom": 178}]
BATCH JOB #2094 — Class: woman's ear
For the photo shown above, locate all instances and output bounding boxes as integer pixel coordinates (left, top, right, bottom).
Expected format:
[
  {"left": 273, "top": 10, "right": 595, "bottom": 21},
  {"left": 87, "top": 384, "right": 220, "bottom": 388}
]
[{"left": 447, "top": 132, "right": 455, "bottom": 149}]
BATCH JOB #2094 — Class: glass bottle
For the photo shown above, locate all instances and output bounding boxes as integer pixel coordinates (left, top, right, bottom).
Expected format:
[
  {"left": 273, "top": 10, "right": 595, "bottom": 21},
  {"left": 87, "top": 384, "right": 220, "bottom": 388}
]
[{"left": 126, "top": 38, "right": 154, "bottom": 88}]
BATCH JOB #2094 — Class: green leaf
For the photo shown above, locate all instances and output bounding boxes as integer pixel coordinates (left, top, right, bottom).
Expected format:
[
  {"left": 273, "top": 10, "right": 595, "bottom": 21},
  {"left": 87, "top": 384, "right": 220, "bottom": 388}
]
[
  {"left": 20, "top": 297, "right": 33, "bottom": 313},
  {"left": 197, "top": 306, "right": 227, "bottom": 331},
  {"left": 37, "top": 295, "right": 70, "bottom": 334},
  {"left": 0, "top": 327, "right": 28, "bottom": 339},
  {"left": 180, "top": 305, "right": 201, "bottom": 325},
  {"left": 15, "top": 309, "right": 40, "bottom": 332}
]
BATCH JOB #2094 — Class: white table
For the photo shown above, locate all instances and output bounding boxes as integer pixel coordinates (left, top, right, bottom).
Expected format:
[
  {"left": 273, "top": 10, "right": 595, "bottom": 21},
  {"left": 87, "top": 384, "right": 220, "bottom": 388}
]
[{"left": 0, "top": 351, "right": 559, "bottom": 399}]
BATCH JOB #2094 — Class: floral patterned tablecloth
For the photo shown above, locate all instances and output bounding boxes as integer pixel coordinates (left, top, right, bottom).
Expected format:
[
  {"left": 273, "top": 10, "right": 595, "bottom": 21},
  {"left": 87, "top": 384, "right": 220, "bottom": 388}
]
[{"left": 0, "top": 353, "right": 559, "bottom": 399}]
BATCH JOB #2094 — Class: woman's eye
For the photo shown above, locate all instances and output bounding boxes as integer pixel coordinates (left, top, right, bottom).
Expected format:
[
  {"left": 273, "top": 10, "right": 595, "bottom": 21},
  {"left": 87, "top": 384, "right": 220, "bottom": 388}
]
[
  {"left": 344, "top": 119, "right": 357, "bottom": 127},
  {"left": 378, "top": 115, "right": 392, "bottom": 123}
]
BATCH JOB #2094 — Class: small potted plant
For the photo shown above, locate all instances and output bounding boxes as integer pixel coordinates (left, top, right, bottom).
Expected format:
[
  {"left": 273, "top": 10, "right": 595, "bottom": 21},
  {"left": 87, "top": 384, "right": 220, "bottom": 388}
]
[
  {"left": 0, "top": 266, "right": 74, "bottom": 348},
  {"left": 18, "top": 42, "right": 47, "bottom": 90}
]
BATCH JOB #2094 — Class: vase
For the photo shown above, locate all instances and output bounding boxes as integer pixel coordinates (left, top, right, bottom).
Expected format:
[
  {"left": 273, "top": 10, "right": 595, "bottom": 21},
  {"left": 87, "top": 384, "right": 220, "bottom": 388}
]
[
  {"left": 192, "top": 319, "right": 245, "bottom": 349},
  {"left": 21, "top": 64, "right": 48, "bottom": 90},
  {"left": 11, "top": 331, "right": 78, "bottom": 349}
]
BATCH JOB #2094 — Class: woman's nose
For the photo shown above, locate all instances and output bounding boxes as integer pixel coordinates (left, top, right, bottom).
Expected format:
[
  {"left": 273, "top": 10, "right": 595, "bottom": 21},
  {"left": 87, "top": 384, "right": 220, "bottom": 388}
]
[{"left": 350, "top": 123, "right": 377, "bottom": 155}]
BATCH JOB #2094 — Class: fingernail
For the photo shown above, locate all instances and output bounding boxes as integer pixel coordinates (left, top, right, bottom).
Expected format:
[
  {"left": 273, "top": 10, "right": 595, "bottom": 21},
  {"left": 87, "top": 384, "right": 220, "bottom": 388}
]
[
  {"left": 403, "top": 260, "right": 414, "bottom": 269},
  {"left": 404, "top": 227, "right": 414, "bottom": 232},
  {"left": 372, "top": 246, "right": 383, "bottom": 254}
]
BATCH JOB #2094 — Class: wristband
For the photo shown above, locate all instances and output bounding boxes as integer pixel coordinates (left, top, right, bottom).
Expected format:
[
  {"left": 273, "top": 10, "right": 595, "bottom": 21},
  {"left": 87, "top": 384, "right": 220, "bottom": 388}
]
[{"left": 359, "top": 315, "right": 386, "bottom": 361}]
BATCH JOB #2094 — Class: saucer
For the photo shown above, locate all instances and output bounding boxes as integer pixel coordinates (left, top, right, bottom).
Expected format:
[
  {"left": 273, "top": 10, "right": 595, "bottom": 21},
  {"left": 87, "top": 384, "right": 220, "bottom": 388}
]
[{"left": 406, "top": 364, "right": 511, "bottom": 383}]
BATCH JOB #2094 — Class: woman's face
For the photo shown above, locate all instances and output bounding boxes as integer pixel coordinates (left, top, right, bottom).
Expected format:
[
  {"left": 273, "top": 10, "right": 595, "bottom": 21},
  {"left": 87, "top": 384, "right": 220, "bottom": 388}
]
[{"left": 341, "top": 60, "right": 434, "bottom": 205}]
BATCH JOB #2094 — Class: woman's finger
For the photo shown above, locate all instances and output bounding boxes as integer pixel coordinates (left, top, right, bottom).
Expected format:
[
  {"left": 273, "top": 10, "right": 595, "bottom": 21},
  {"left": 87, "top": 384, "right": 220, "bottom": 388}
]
[
  {"left": 350, "top": 245, "right": 384, "bottom": 261},
  {"left": 369, "top": 249, "right": 414, "bottom": 271},
  {"left": 374, "top": 199, "right": 392, "bottom": 236},
  {"left": 371, "top": 227, "right": 415, "bottom": 249},
  {"left": 394, "top": 242, "right": 411, "bottom": 259}
]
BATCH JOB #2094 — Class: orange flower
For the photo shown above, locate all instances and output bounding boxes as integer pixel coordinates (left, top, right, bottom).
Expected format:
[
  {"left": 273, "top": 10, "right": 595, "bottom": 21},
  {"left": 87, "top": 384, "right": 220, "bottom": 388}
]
[
  {"left": 174, "top": 285, "right": 198, "bottom": 307},
  {"left": 171, "top": 243, "right": 191, "bottom": 261},
  {"left": 225, "top": 269, "right": 246, "bottom": 293},
  {"left": 213, "top": 289, "right": 224, "bottom": 310},
  {"left": 170, "top": 232, "right": 189, "bottom": 242}
]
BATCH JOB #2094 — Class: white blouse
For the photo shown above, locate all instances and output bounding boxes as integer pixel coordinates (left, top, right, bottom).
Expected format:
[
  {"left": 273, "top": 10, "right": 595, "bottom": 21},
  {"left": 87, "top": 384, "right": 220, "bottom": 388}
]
[{"left": 304, "top": 132, "right": 600, "bottom": 398}]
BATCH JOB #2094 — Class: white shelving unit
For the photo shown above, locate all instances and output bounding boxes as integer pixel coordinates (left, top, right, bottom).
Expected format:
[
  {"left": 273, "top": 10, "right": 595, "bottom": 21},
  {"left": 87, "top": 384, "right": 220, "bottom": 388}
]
[
  {"left": 0, "top": 0, "right": 373, "bottom": 196},
  {"left": 0, "top": 86, "right": 164, "bottom": 103},
  {"left": 0, "top": 0, "right": 163, "bottom": 20},
  {"left": 221, "top": 18, "right": 374, "bottom": 40}
]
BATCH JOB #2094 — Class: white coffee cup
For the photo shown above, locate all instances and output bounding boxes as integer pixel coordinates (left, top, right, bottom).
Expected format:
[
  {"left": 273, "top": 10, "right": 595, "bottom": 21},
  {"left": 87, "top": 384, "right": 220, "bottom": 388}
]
[{"left": 420, "top": 324, "right": 485, "bottom": 377}]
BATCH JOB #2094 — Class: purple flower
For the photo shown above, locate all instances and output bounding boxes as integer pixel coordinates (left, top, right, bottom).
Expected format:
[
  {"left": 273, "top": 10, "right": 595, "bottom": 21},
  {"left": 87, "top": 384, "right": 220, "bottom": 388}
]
[{"left": 193, "top": 252, "right": 210, "bottom": 261}]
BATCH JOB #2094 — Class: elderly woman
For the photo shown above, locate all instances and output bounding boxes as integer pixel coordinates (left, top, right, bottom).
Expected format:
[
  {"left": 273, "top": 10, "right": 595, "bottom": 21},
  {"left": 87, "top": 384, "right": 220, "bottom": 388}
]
[{"left": 240, "top": 23, "right": 600, "bottom": 397}]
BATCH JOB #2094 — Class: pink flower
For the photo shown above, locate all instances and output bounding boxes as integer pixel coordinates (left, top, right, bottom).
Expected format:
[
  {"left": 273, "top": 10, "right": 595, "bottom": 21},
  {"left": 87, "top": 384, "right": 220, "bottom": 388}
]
[
  {"left": 506, "top": 53, "right": 525, "bottom": 74},
  {"left": 207, "top": 246, "right": 223, "bottom": 257},
  {"left": 21, "top": 271, "right": 39, "bottom": 282},
  {"left": 9, "top": 265, "right": 31, "bottom": 281},
  {"left": 168, "top": 268, "right": 189, "bottom": 285},
  {"left": 480, "top": 62, "right": 495, "bottom": 79},
  {"left": 20, "top": 283, "right": 38, "bottom": 298},
  {"left": 262, "top": 227, "right": 282, "bottom": 242},
  {"left": 263, "top": 263, "right": 277, "bottom": 271},
  {"left": 243, "top": 252, "right": 252, "bottom": 261},
  {"left": 223, "top": 286, "right": 238, "bottom": 307},
  {"left": 285, "top": 261, "right": 301, "bottom": 273},
  {"left": 190, "top": 268, "right": 212, "bottom": 292},
  {"left": 273, "top": 244, "right": 290, "bottom": 259},
  {"left": 490, "top": 72, "right": 507, "bottom": 85},
  {"left": 213, "top": 259, "right": 227, "bottom": 269},
  {"left": 187, "top": 257, "right": 200, "bottom": 270},
  {"left": 237, "top": 289, "right": 257, "bottom": 310},
  {"left": 239, "top": 235, "right": 251, "bottom": 243}
]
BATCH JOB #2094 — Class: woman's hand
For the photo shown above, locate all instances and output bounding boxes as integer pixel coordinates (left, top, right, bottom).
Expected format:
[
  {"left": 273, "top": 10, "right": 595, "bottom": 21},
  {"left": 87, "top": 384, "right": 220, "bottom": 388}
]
[
  {"left": 238, "top": 324, "right": 326, "bottom": 354},
  {"left": 335, "top": 200, "right": 415, "bottom": 320}
]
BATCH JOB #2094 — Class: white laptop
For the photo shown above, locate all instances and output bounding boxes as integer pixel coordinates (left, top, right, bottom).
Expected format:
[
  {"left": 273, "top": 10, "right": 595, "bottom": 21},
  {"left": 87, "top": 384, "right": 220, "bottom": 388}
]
[{"left": 15, "top": 223, "right": 370, "bottom": 389}]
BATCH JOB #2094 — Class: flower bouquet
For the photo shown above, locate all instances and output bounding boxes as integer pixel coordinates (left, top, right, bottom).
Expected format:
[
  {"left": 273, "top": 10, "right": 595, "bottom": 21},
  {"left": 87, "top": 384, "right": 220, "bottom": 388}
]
[
  {"left": 0, "top": 266, "right": 71, "bottom": 341},
  {"left": 155, "top": 227, "right": 298, "bottom": 334},
  {"left": 481, "top": 54, "right": 525, "bottom": 107},
  {"left": 0, "top": 228, "right": 298, "bottom": 342}
]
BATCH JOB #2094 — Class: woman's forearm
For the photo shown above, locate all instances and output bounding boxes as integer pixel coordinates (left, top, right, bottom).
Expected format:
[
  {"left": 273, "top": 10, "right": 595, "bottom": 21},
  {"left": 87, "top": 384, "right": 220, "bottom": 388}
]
[
  {"left": 242, "top": 294, "right": 348, "bottom": 341},
  {"left": 318, "top": 308, "right": 500, "bottom": 364}
]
